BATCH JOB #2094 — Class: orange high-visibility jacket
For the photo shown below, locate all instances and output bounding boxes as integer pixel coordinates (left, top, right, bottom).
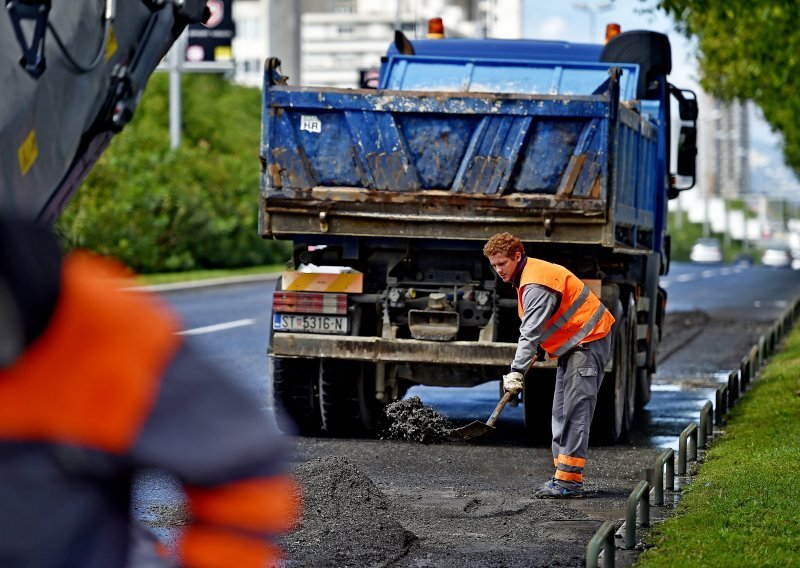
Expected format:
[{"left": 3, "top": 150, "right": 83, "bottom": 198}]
[
  {"left": 0, "top": 253, "right": 297, "bottom": 567},
  {"left": 517, "top": 258, "right": 614, "bottom": 357}
]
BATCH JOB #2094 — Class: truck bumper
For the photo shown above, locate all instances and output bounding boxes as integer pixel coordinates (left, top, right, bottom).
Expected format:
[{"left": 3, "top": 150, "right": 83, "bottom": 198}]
[{"left": 272, "top": 332, "right": 518, "bottom": 366}]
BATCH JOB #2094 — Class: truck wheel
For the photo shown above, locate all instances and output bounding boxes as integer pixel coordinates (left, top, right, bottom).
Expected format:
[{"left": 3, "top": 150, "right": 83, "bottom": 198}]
[
  {"left": 523, "top": 368, "right": 556, "bottom": 446},
  {"left": 270, "top": 356, "right": 321, "bottom": 435},
  {"left": 636, "top": 368, "right": 652, "bottom": 410},
  {"left": 590, "top": 300, "right": 628, "bottom": 445},
  {"left": 319, "top": 359, "right": 384, "bottom": 437},
  {"left": 624, "top": 294, "right": 638, "bottom": 433}
]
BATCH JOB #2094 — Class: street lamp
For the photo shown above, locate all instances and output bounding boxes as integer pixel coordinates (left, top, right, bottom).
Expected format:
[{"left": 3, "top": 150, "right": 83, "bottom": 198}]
[{"left": 573, "top": 1, "right": 614, "bottom": 43}]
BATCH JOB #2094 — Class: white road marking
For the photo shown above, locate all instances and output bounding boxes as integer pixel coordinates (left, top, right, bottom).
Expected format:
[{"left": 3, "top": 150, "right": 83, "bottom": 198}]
[
  {"left": 650, "top": 384, "right": 683, "bottom": 392},
  {"left": 179, "top": 318, "right": 255, "bottom": 335},
  {"left": 664, "top": 264, "right": 750, "bottom": 287}
]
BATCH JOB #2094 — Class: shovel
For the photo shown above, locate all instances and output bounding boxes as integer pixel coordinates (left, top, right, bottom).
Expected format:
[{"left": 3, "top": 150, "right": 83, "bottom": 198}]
[{"left": 447, "top": 390, "right": 515, "bottom": 442}]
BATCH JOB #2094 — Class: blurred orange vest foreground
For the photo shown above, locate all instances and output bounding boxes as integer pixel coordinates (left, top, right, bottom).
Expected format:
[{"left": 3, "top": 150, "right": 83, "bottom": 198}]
[{"left": 0, "top": 252, "right": 298, "bottom": 568}]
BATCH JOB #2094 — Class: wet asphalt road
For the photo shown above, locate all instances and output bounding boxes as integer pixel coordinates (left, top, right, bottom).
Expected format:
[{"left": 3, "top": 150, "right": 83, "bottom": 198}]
[
  {"left": 134, "top": 261, "right": 800, "bottom": 561},
  {"left": 152, "top": 262, "right": 800, "bottom": 433},
  {"left": 633, "top": 261, "right": 800, "bottom": 449}
]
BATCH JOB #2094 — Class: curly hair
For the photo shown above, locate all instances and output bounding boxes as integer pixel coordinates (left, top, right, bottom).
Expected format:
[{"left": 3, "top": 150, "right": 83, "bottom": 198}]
[{"left": 483, "top": 232, "right": 525, "bottom": 258}]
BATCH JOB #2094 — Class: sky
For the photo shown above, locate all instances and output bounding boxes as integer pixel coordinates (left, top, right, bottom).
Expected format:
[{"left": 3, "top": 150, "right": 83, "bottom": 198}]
[
  {"left": 520, "top": 0, "right": 800, "bottom": 197},
  {"left": 522, "top": 0, "right": 698, "bottom": 89}
]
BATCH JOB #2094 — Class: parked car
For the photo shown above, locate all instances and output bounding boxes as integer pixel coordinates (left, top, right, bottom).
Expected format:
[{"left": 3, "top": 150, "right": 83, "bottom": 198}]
[
  {"left": 690, "top": 238, "right": 723, "bottom": 263},
  {"left": 761, "top": 244, "right": 793, "bottom": 268},
  {"left": 792, "top": 251, "right": 800, "bottom": 270}
]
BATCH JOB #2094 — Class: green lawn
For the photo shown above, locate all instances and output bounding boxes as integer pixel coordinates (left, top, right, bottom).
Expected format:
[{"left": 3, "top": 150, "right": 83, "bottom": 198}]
[
  {"left": 638, "top": 326, "right": 800, "bottom": 567},
  {"left": 135, "top": 264, "right": 285, "bottom": 286}
]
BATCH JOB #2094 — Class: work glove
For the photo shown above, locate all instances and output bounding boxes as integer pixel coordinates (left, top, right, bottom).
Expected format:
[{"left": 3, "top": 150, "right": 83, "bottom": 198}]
[{"left": 502, "top": 371, "right": 524, "bottom": 395}]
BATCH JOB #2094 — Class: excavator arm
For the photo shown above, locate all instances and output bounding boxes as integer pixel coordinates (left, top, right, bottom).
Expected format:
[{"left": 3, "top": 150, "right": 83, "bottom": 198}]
[{"left": 0, "top": 0, "right": 208, "bottom": 224}]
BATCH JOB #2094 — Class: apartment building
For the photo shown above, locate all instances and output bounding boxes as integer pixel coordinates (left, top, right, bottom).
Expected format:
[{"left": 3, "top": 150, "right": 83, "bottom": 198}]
[{"left": 232, "top": 0, "right": 522, "bottom": 88}]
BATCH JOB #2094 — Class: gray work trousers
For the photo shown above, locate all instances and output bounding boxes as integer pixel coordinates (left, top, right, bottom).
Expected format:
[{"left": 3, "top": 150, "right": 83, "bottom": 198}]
[{"left": 551, "top": 332, "right": 613, "bottom": 486}]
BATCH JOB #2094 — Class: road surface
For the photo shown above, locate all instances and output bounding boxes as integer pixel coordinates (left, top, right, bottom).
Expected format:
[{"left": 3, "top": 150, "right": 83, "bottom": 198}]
[{"left": 135, "top": 261, "right": 800, "bottom": 565}]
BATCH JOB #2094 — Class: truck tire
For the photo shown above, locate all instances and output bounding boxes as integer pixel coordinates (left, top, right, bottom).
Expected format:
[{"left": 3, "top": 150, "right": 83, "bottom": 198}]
[
  {"left": 523, "top": 368, "right": 556, "bottom": 446},
  {"left": 636, "top": 368, "right": 652, "bottom": 410},
  {"left": 319, "top": 359, "right": 384, "bottom": 437},
  {"left": 623, "top": 294, "right": 638, "bottom": 433},
  {"left": 270, "top": 356, "right": 321, "bottom": 435},
  {"left": 590, "top": 300, "right": 628, "bottom": 445}
]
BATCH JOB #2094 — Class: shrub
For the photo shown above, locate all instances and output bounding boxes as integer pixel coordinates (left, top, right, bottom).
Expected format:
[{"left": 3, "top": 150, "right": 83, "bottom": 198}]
[{"left": 57, "top": 73, "right": 290, "bottom": 273}]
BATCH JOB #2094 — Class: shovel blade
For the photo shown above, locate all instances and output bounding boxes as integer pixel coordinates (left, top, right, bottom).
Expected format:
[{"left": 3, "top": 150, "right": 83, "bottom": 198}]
[{"left": 447, "top": 420, "right": 495, "bottom": 442}]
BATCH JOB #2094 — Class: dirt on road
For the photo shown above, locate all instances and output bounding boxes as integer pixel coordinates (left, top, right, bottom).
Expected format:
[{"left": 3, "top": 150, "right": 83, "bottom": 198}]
[
  {"left": 278, "top": 311, "right": 727, "bottom": 567},
  {"left": 139, "top": 310, "right": 753, "bottom": 566},
  {"left": 283, "top": 437, "right": 660, "bottom": 567}
]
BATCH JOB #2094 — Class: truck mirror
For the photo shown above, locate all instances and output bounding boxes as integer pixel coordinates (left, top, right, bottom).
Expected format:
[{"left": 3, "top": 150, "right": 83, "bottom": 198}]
[
  {"left": 679, "top": 98, "right": 698, "bottom": 122},
  {"left": 394, "top": 30, "right": 415, "bottom": 55},
  {"left": 677, "top": 125, "right": 697, "bottom": 177},
  {"left": 669, "top": 85, "right": 698, "bottom": 121}
]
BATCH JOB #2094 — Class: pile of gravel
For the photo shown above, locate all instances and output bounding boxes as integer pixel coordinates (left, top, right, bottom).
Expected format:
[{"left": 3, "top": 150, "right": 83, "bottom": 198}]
[
  {"left": 381, "top": 396, "right": 455, "bottom": 443},
  {"left": 282, "top": 456, "right": 416, "bottom": 567}
]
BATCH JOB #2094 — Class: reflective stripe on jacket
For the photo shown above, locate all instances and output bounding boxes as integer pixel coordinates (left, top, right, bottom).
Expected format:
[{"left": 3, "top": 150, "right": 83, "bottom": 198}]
[{"left": 516, "top": 258, "right": 614, "bottom": 357}]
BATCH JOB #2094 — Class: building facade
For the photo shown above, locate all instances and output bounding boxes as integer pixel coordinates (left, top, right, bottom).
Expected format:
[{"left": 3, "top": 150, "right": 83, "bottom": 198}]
[
  {"left": 698, "top": 93, "right": 750, "bottom": 199},
  {"left": 232, "top": 0, "right": 522, "bottom": 88}
]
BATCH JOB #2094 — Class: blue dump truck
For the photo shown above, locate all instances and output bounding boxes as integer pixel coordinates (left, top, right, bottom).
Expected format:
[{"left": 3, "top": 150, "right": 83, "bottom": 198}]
[{"left": 261, "top": 28, "right": 698, "bottom": 444}]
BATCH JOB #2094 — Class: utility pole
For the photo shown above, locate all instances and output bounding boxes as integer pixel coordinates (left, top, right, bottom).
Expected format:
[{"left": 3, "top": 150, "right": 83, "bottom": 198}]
[
  {"left": 168, "top": 32, "right": 186, "bottom": 150},
  {"left": 573, "top": 1, "right": 613, "bottom": 43},
  {"left": 395, "top": 0, "right": 402, "bottom": 31},
  {"left": 163, "top": 0, "right": 236, "bottom": 149}
]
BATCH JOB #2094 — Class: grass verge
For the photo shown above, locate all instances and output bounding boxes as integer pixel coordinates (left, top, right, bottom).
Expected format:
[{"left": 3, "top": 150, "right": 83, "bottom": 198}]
[
  {"left": 638, "top": 326, "right": 800, "bottom": 567},
  {"left": 135, "top": 264, "right": 285, "bottom": 286}
]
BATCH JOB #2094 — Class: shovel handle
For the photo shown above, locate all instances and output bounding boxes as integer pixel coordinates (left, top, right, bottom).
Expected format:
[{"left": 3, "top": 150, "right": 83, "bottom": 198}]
[{"left": 486, "top": 391, "right": 515, "bottom": 428}]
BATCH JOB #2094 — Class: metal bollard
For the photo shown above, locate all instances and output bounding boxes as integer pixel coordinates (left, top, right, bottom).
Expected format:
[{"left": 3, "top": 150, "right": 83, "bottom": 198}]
[
  {"left": 715, "top": 385, "right": 728, "bottom": 426},
  {"left": 677, "top": 423, "right": 698, "bottom": 475},
  {"left": 730, "top": 368, "right": 740, "bottom": 404},
  {"left": 653, "top": 448, "right": 674, "bottom": 506},
  {"left": 745, "top": 356, "right": 751, "bottom": 388},
  {"left": 748, "top": 345, "right": 759, "bottom": 386},
  {"left": 699, "top": 401, "right": 713, "bottom": 449},
  {"left": 586, "top": 520, "right": 615, "bottom": 568},
  {"left": 752, "top": 343, "right": 759, "bottom": 374},
  {"left": 624, "top": 480, "right": 650, "bottom": 549}
]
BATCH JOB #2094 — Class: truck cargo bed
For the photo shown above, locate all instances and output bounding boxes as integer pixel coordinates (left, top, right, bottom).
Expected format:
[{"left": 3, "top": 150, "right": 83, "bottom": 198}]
[{"left": 261, "top": 71, "right": 658, "bottom": 247}]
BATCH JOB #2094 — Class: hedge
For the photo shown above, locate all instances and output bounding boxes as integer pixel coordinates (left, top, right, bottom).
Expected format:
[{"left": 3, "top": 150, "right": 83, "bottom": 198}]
[{"left": 57, "top": 73, "right": 290, "bottom": 273}]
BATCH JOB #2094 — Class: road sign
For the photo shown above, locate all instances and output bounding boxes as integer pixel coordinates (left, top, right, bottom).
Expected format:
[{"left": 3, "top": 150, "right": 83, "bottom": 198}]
[{"left": 187, "top": 0, "right": 235, "bottom": 62}]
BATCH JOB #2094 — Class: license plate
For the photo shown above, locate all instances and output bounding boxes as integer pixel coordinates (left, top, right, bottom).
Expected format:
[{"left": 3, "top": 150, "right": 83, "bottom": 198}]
[{"left": 272, "top": 314, "right": 348, "bottom": 335}]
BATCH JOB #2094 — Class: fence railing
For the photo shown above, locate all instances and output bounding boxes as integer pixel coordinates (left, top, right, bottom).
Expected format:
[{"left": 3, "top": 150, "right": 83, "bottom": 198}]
[{"left": 585, "top": 296, "right": 800, "bottom": 567}]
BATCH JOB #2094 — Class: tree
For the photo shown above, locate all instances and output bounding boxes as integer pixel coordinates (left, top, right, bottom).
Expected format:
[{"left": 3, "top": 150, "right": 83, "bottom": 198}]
[
  {"left": 58, "top": 74, "right": 290, "bottom": 273},
  {"left": 655, "top": 1, "right": 800, "bottom": 174}
]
